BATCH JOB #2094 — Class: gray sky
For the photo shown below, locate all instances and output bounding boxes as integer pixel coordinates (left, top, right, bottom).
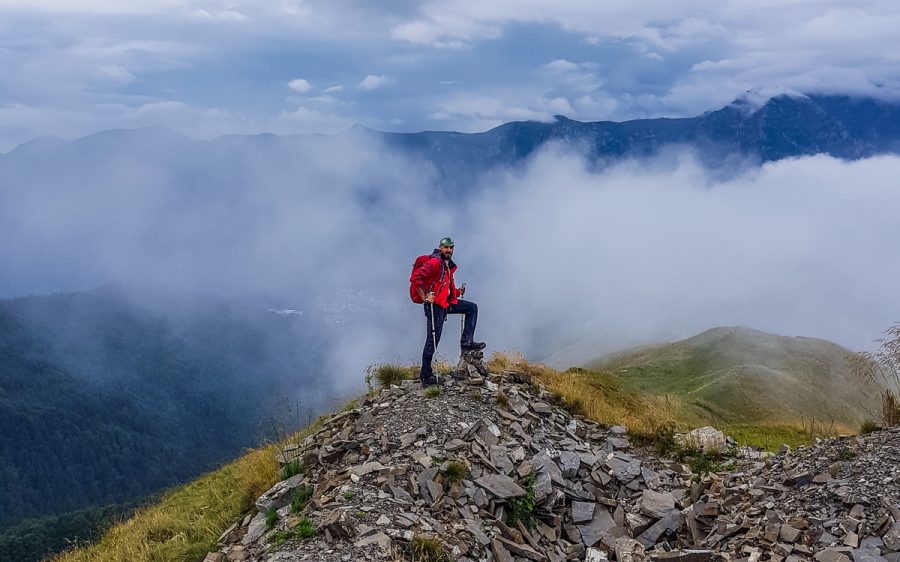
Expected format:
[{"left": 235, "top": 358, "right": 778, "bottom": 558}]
[{"left": 2, "top": 1, "right": 900, "bottom": 151}]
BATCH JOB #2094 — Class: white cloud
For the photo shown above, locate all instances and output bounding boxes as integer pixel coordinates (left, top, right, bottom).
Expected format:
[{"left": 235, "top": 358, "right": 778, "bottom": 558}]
[
  {"left": 358, "top": 74, "right": 391, "bottom": 91},
  {"left": 462, "top": 148, "right": 900, "bottom": 359},
  {"left": 190, "top": 7, "right": 247, "bottom": 21},
  {"left": 541, "top": 59, "right": 579, "bottom": 73},
  {"left": 324, "top": 85, "right": 343, "bottom": 93},
  {"left": 288, "top": 78, "right": 312, "bottom": 92},
  {"left": 93, "top": 64, "right": 137, "bottom": 85}
]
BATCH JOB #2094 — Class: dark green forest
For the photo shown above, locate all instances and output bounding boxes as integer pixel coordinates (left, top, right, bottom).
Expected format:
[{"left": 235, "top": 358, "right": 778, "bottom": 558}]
[{"left": 0, "top": 286, "right": 330, "bottom": 561}]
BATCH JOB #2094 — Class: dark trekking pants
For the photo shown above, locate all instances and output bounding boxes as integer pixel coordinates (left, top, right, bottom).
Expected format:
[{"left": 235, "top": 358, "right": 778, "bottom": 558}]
[{"left": 420, "top": 299, "right": 478, "bottom": 382}]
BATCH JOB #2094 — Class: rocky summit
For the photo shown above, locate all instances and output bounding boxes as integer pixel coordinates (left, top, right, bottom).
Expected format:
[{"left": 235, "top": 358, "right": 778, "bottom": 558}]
[{"left": 206, "top": 360, "right": 900, "bottom": 562}]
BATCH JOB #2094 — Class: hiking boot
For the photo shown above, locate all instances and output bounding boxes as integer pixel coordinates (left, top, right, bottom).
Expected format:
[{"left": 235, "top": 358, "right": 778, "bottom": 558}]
[
  {"left": 420, "top": 376, "right": 444, "bottom": 388},
  {"left": 460, "top": 341, "right": 486, "bottom": 351}
]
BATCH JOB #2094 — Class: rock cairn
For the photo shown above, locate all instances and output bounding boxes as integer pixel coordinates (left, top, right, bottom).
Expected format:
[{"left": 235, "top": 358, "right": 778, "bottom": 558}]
[{"left": 208, "top": 365, "right": 900, "bottom": 562}]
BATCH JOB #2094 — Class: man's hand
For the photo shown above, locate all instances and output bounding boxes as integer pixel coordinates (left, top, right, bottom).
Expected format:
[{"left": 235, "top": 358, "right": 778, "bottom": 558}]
[
  {"left": 425, "top": 292, "right": 436, "bottom": 303},
  {"left": 459, "top": 283, "right": 467, "bottom": 297}
]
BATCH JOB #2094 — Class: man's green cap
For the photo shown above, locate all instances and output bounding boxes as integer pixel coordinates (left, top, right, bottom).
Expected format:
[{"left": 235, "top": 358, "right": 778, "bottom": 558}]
[{"left": 439, "top": 237, "right": 454, "bottom": 248}]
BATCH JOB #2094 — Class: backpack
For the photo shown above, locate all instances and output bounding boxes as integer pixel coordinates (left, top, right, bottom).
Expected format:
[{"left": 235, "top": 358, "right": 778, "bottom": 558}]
[{"left": 409, "top": 254, "right": 444, "bottom": 303}]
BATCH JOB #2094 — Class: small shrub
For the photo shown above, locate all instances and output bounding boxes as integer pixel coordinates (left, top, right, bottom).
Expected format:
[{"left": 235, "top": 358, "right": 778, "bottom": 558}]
[
  {"left": 342, "top": 491, "right": 354, "bottom": 501},
  {"left": 443, "top": 461, "right": 468, "bottom": 485},
  {"left": 506, "top": 472, "right": 536, "bottom": 529},
  {"left": 280, "top": 460, "right": 303, "bottom": 480},
  {"left": 296, "top": 517, "right": 316, "bottom": 539},
  {"left": 425, "top": 386, "right": 441, "bottom": 398},
  {"left": 468, "top": 390, "right": 484, "bottom": 402},
  {"left": 411, "top": 536, "right": 450, "bottom": 562},
  {"left": 290, "top": 484, "right": 315, "bottom": 513},
  {"left": 839, "top": 447, "right": 856, "bottom": 461},
  {"left": 860, "top": 420, "right": 878, "bottom": 434},
  {"left": 265, "top": 508, "right": 279, "bottom": 531},
  {"left": 496, "top": 391, "right": 509, "bottom": 409}
]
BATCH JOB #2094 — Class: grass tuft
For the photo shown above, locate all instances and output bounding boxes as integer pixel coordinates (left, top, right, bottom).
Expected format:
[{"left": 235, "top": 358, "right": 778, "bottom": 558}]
[
  {"left": 443, "top": 461, "right": 468, "bottom": 485},
  {"left": 410, "top": 535, "right": 450, "bottom": 562},
  {"left": 367, "top": 363, "right": 418, "bottom": 389},
  {"left": 295, "top": 517, "right": 315, "bottom": 539},
  {"left": 265, "top": 508, "right": 278, "bottom": 531},
  {"left": 290, "top": 484, "right": 315, "bottom": 513},
  {"left": 860, "top": 420, "right": 878, "bottom": 434},
  {"left": 425, "top": 386, "right": 441, "bottom": 398},
  {"left": 279, "top": 459, "right": 303, "bottom": 480}
]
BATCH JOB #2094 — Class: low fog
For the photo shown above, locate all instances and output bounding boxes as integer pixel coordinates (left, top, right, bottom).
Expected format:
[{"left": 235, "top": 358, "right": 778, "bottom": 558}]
[{"left": 2, "top": 131, "right": 899, "bottom": 394}]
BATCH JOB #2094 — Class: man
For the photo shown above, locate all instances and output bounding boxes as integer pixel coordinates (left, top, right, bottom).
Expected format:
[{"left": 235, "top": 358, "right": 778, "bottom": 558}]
[{"left": 412, "top": 237, "right": 485, "bottom": 387}]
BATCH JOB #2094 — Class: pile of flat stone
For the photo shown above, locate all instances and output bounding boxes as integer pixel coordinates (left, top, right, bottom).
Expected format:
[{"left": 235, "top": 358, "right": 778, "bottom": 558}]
[
  {"left": 693, "top": 427, "right": 900, "bottom": 562},
  {"left": 207, "top": 363, "right": 900, "bottom": 562}
]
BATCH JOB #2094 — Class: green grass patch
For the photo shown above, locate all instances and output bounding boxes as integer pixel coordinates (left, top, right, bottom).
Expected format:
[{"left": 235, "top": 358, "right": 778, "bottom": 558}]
[
  {"left": 425, "top": 386, "right": 441, "bottom": 398},
  {"left": 295, "top": 517, "right": 316, "bottom": 539},
  {"left": 506, "top": 473, "right": 536, "bottom": 529},
  {"left": 269, "top": 529, "right": 293, "bottom": 547},
  {"left": 723, "top": 423, "right": 829, "bottom": 451},
  {"left": 265, "top": 508, "right": 278, "bottom": 531},
  {"left": 279, "top": 459, "right": 303, "bottom": 480},
  {"left": 291, "top": 484, "right": 315, "bottom": 513}
]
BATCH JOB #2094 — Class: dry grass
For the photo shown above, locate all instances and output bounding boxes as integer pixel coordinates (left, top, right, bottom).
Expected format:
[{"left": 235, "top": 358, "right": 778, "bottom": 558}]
[
  {"left": 486, "top": 351, "right": 698, "bottom": 439},
  {"left": 487, "top": 351, "right": 859, "bottom": 450},
  {"left": 850, "top": 323, "right": 900, "bottom": 427},
  {"left": 53, "top": 419, "right": 327, "bottom": 562}
]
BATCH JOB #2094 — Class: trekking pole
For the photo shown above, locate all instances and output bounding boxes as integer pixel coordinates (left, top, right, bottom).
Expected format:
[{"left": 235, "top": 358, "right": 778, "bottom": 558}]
[
  {"left": 459, "top": 283, "right": 466, "bottom": 337},
  {"left": 428, "top": 295, "right": 440, "bottom": 384},
  {"left": 429, "top": 299, "right": 437, "bottom": 352}
]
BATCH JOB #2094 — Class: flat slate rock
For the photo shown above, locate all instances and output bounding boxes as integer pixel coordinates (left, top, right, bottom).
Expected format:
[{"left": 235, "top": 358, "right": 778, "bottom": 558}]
[
  {"left": 475, "top": 474, "right": 526, "bottom": 499},
  {"left": 640, "top": 489, "right": 676, "bottom": 518}
]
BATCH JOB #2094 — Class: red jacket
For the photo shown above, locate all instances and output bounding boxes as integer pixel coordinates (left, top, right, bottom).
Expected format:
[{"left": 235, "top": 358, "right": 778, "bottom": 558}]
[{"left": 412, "top": 250, "right": 460, "bottom": 309}]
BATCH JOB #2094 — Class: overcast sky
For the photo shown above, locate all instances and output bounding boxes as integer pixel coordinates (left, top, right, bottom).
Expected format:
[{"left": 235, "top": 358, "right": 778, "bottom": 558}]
[{"left": 2, "top": 1, "right": 900, "bottom": 151}]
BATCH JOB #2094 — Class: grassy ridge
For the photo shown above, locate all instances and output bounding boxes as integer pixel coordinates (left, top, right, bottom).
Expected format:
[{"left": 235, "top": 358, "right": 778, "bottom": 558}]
[{"left": 589, "top": 327, "right": 876, "bottom": 432}]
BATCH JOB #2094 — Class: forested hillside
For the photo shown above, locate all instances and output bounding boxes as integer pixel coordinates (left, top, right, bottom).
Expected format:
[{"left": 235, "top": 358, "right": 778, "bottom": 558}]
[{"left": 0, "top": 286, "right": 331, "bottom": 561}]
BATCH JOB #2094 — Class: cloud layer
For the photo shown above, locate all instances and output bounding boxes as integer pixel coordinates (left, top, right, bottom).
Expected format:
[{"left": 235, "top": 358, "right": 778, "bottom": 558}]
[
  {"left": 2, "top": 133, "right": 898, "bottom": 386},
  {"left": 3, "top": 1, "right": 900, "bottom": 150},
  {"left": 462, "top": 148, "right": 900, "bottom": 363}
]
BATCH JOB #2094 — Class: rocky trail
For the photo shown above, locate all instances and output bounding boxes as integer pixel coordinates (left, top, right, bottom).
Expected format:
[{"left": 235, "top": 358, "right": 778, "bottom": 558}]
[{"left": 205, "top": 358, "right": 900, "bottom": 562}]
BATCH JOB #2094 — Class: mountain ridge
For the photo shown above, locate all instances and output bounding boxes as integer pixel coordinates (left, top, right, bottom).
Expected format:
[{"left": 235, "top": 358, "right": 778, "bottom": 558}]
[
  {"left": 589, "top": 326, "right": 879, "bottom": 429},
  {"left": 5, "top": 93, "right": 900, "bottom": 174}
]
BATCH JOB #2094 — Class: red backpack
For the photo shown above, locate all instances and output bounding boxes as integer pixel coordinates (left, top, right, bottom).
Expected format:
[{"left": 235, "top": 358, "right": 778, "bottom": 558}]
[{"left": 409, "top": 254, "right": 444, "bottom": 303}]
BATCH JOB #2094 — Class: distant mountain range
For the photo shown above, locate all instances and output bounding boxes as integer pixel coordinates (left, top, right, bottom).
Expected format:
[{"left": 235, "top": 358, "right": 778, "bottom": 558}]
[
  {"left": 589, "top": 326, "right": 880, "bottom": 430},
  {"left": 381, "top": 93, "right": 900, "bottom": 181},
  {"left": 5, "top": 93, "right": 900, "bottom": 191}
]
